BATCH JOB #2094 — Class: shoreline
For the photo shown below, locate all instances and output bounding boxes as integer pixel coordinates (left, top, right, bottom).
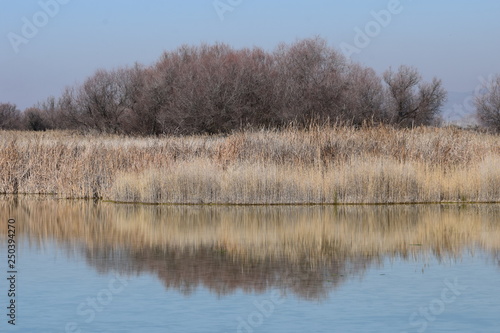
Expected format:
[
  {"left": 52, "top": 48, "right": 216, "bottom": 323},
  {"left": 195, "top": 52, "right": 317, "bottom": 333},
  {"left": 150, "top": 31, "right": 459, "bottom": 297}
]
[{"left": 2, "top": 193, "right": 500, "bottom": 206}]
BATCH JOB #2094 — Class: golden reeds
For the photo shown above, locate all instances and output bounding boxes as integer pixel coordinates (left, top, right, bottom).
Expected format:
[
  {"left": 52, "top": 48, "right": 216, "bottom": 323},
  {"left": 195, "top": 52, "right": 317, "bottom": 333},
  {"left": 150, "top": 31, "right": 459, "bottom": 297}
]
[{"left": 0, "top": 125, "right": 499, "bottom": 204}]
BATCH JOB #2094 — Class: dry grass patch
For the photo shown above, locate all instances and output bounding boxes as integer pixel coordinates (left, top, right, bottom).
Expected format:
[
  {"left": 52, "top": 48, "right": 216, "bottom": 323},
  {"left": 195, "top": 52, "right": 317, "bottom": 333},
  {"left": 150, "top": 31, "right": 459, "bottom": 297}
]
[{"left": 0, "top": 126, "right": 499, "bottom": 204}]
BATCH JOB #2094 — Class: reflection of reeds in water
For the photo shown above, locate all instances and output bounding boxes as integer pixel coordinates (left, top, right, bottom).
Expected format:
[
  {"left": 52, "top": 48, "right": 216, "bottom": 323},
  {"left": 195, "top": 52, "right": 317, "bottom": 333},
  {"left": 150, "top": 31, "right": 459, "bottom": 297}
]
[
  {"left": 1, "top": 197, "right": 500, "bottom": 299},
  {"left": 1, "top": 126, "right": 499, "bottom": 203}
]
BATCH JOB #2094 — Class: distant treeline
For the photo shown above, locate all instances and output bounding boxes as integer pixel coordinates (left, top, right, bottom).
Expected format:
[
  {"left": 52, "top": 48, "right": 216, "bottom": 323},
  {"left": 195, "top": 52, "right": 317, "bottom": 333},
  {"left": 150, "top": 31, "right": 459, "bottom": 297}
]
[{"left": 1, "top": 37, "right": 452, "bottom": 134}]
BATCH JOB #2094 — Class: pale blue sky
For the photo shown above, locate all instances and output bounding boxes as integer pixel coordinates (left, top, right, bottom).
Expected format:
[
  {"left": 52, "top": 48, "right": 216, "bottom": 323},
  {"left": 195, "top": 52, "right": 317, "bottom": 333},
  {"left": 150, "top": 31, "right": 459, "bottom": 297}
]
[{"left": 1, "top": 0, "right": 500, "bottom": 111}]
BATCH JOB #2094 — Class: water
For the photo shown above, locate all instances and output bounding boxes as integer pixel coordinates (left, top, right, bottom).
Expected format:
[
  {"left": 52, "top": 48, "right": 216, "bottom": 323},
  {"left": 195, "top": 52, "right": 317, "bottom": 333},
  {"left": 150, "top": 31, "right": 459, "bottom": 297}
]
[{"left": 0, "top": 197, "right": 499, "bottom": 332}]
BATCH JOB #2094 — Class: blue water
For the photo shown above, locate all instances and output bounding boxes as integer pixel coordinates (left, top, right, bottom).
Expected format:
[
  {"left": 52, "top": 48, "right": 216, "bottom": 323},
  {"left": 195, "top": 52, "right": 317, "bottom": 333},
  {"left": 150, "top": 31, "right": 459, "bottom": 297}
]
[
  {"left": 1, "top": 200, "right": 499, "bottom": 332},
  {"left": 2, "top": 240, "right": 498, "bottom": 333}
]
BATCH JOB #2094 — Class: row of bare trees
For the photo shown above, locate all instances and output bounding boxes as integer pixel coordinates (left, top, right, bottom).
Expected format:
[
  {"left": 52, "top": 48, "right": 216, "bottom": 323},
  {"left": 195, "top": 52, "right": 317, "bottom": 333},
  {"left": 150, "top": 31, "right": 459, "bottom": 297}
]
[
  {"left": 1, "top": 38, "right": 461, "bottom": 134},
  {"left": 0, "top": 99, "right": 61, "bottom": 131}
]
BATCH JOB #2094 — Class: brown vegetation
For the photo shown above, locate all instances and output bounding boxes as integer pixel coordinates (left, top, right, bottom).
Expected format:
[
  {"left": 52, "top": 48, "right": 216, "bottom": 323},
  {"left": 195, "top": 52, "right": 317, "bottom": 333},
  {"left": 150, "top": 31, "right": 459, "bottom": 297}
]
[
  {"left": 0, "top": 125, "right": 498, "bottom": 204},
  {"left": 0, "top": 103, "right": 22, "bottom": 130}
]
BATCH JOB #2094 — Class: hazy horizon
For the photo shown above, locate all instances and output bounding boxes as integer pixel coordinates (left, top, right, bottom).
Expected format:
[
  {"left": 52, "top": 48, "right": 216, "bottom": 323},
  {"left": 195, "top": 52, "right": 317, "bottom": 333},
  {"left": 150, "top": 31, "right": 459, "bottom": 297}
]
[{"left": 2, "top": 0, "right": 499, "bottom": 120}]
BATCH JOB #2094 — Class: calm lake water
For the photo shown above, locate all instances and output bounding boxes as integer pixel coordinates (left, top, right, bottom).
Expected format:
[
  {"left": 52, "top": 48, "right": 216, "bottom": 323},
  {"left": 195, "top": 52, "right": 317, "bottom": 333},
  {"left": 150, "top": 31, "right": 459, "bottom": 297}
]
[{"left": 0, "top": 197, "right": 499, "bottom": 332}]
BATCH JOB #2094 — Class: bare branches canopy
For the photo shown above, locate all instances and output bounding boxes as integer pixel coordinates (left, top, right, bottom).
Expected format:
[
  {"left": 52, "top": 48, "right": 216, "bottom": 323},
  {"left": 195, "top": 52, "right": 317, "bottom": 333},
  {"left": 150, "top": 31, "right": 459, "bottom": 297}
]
[
  {"left": 475, "top": 74, "right": 500, "bottom": 132},
  {"left": 3, "top": 38, "right": 449, "bottom": 134},
  {"left": 0, "top": 103, "right": 22, "bottom": 130},
  {"left": 383, "top": 66, "right": 447, "bottom": 127}
]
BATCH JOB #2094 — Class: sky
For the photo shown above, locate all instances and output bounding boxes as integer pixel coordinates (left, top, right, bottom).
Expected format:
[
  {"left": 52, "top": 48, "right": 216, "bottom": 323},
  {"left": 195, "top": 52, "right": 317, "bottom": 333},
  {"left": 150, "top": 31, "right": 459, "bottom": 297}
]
[{"left": 1, "top": 0, "right": 500, "bottom": 120}]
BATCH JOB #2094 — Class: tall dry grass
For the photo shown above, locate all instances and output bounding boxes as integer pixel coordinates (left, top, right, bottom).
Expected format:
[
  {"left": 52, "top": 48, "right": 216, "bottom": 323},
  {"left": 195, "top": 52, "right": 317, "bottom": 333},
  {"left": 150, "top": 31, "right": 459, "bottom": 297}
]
[
  {"left": 1, "top": 197, "right": 499, "bottom": 298},
  {"left": 0, "top": 125, "right": 499, "bottom": 204}
]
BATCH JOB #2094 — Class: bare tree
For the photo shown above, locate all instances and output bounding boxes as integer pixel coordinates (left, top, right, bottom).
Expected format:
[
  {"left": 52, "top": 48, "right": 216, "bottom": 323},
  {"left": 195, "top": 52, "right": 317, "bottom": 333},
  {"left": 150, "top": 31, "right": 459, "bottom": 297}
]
[
  {"left": 0, "top": 103, "right": 22, "bottom": 129},
  {"left": 142, "top": 43, "right": 278, "bottom": 134},
  {"left": 475, "top": 74, "right": 500, "bottom": 132},
  {"left": 22, "top": 96, "right": 60, "bottom": 130},
  {"left": 114, "top": 64, "right": 149, "bottom": 134},
  {"left": 57, "top": 86, "right": 86, "bottom": 130},
  {"left": 78, "top": 69, "right": 133, "bottom": 132},
  {"left": 343, "top": 64, "right": 385, "bottom": 125},
  {"left": 383, "top": 66, "right": 447, "bottom": 127},
  {"left": 274, "top": 37, "right": 347, "bottom": 124},
  {"left": 23, "top": 107, "right": 49, "bottom": 131},
  {"left": 235, "top": 47, "right": 277, "bottom": 127},
  {"left": 56, "top": 68, "right": 140, "bottom": 133}
]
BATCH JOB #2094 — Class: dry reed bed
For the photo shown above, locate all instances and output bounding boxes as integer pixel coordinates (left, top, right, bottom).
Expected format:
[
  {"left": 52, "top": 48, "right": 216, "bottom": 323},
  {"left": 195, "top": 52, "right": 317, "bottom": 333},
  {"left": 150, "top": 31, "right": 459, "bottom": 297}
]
[{"left": 0, "top": 126, "right": 499, "bottom": 204}]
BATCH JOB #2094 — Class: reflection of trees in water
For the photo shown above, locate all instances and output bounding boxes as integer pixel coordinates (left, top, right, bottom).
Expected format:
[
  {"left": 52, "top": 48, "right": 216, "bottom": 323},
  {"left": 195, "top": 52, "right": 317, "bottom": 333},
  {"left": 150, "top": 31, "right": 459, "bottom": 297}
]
[
  {"left": 85, "top": 245, "right": 381, "bottom": 300},
  {"left": 2, "top": 197, "right": 500, "bottom": 300}
]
